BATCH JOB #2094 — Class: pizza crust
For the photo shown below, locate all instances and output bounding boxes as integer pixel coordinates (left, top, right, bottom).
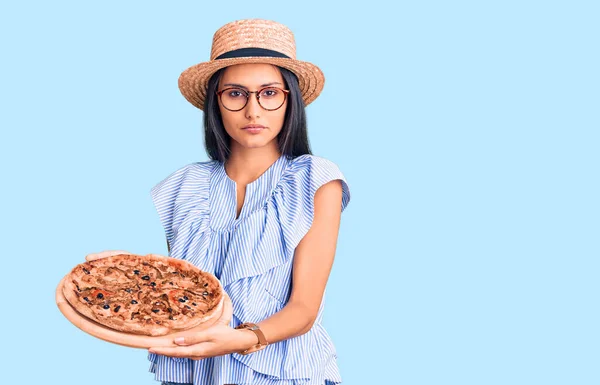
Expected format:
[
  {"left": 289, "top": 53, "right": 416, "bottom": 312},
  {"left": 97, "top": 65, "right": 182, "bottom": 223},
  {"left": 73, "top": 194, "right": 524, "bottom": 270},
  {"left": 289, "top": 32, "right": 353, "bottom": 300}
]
[{"left": 62, "top": 253, "right": 223, "bottom": 336}]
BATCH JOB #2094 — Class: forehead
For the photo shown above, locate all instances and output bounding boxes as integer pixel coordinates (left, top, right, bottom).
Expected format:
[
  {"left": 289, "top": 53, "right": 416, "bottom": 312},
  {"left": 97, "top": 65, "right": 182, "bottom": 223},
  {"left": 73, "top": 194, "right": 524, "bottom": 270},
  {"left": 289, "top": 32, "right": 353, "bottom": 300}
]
[{"left": 219, "top": 63, "right": 283, "bottom": 86}]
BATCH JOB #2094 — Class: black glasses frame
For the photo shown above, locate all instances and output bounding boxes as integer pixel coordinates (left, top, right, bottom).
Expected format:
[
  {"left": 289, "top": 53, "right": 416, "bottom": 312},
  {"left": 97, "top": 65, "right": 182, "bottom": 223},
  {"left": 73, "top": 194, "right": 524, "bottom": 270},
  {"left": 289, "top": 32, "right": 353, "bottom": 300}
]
[{"left": 216, "top": 86, "right": 290, "bottom": 111}]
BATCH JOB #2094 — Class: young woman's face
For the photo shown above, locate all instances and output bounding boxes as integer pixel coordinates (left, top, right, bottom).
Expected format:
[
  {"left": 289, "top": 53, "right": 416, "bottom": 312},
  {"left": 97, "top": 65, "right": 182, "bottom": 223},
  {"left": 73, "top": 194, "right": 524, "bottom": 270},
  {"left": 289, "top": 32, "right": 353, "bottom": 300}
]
[{"left": 217, "top": 63, "right": 288, "bottom": 152}]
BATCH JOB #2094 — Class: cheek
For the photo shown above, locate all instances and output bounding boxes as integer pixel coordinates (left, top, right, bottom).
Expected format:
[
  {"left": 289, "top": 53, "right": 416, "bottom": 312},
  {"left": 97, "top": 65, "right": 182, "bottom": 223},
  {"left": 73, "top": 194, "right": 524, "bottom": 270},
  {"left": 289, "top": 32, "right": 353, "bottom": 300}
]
[
  {"left": 218, "top": 107, "right": 237, "bottom": 135},
  {"left": 270, "top": 106, "right": 287, "bottom": 133}
]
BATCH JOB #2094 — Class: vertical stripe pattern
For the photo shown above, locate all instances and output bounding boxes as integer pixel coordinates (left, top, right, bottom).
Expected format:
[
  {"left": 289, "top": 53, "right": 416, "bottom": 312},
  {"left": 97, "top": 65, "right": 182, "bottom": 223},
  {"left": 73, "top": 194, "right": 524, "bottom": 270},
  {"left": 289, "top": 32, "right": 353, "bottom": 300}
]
[{"left": 148, "top": 154, "right": 350, "bottom": 385}]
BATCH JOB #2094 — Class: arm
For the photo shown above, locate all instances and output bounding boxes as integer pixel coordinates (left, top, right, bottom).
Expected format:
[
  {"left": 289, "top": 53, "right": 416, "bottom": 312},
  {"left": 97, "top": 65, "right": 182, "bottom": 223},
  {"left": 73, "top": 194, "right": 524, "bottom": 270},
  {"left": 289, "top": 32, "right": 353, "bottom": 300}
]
[
  {"left": 254, "top": 179, "right": 344, "bottom": 343},
  {"left": 149, "top": 179, "right": 345, "bottom": 358}
]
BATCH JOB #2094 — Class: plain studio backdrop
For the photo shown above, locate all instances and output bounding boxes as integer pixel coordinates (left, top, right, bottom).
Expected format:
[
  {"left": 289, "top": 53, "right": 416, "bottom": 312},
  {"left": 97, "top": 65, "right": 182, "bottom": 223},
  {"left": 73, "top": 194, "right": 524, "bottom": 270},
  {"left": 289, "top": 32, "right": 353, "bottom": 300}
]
[{"left": 1, "top": 1, "right": 598, "bottom": 384}]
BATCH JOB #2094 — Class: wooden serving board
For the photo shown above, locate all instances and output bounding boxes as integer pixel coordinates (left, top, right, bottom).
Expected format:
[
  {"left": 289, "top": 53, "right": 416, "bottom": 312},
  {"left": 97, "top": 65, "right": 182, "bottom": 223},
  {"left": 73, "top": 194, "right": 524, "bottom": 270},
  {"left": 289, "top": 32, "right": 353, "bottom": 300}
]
[{"left": 56, "top": 274, "right": 232, "bottom": 349}]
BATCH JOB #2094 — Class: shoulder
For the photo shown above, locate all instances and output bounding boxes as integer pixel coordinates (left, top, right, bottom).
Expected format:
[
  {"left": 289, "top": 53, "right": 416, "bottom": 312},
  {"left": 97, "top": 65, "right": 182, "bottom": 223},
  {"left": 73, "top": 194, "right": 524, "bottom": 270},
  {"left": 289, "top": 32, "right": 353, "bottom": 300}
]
[
  {"left": 168, "top": 160, "right": 217, "bottom": 181},
  {"left": 152, "top": 160, "right": 217, "bottom": 189},
  {"left": 278, "top": 154, "right": 351, "bottom": 212},
  {"left": 286, "top": 154, "right": 344, "bottom": 175},
  {"left": 270, "top": 154, "right": 351, "bottom": 250},
  {"left": 149, "top": 160, "right": 218, "bottom": 205}
]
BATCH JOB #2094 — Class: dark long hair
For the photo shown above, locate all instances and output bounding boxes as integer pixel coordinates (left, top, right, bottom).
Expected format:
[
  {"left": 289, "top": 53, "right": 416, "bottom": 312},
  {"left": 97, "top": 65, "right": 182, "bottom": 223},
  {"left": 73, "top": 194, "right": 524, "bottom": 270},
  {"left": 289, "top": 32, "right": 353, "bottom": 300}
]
[{"left": 203, "top": 66, "right": 311, "bottom": 162}]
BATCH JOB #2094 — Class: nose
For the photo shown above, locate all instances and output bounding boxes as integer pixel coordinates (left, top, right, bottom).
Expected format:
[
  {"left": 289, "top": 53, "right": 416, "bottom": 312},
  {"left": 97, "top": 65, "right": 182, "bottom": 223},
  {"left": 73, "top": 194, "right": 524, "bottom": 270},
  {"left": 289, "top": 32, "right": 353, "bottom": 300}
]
[{"left": 244, "top": 92, "right": 261, "bottom": 119}]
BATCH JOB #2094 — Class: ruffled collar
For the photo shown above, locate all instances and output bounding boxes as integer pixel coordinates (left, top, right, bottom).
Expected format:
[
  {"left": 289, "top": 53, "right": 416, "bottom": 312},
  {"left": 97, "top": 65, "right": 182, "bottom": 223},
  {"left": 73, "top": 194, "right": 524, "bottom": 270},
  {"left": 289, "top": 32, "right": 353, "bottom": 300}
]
[{"left": 209, "top": 154, "right": 291, "bottom": 229}]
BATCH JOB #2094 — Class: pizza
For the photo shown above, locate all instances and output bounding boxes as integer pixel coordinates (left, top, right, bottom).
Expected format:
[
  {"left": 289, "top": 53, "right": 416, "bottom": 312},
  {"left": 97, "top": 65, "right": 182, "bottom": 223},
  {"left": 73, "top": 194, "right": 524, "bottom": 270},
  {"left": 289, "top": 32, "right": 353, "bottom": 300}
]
[{"left": 62, "top": 253, "right": 223, "bottom": 336}]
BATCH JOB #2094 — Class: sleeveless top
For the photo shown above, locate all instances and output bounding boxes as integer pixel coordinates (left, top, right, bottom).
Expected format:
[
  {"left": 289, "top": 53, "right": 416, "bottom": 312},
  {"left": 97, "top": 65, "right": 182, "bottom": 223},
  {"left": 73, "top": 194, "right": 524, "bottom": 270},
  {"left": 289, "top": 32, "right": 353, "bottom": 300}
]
[{"left": 147, "top": 154, "right": 351, "bottom": 385}]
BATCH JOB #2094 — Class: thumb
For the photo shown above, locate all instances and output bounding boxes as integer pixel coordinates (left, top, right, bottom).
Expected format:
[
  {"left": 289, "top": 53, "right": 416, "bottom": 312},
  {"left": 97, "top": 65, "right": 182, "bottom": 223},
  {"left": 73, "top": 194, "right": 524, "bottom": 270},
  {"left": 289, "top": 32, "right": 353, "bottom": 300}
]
[{"left": 85, "top": 250, "right": 130, "bottom": 262}]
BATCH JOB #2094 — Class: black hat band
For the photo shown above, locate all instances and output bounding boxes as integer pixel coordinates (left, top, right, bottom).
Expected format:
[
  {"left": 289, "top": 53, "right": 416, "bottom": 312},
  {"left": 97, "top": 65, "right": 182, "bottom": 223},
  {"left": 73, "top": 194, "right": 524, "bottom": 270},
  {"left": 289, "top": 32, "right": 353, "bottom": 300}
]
[{"left": 215, "top": 47, "right": 291, "bottom": 60}]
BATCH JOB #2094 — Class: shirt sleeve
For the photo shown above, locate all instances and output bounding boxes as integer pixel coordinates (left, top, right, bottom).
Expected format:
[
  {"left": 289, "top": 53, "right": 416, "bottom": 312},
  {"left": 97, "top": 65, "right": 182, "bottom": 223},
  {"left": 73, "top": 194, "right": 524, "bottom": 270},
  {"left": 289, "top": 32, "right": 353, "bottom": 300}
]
[{"left": 149, "top": 164, "right": 195, "bottom": 248}]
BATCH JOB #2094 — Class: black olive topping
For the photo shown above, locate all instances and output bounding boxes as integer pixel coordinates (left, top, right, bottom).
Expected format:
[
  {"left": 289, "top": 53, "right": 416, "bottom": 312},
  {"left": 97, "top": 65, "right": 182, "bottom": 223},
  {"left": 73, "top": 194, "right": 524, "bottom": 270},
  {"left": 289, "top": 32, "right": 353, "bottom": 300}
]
[
  {"left": 168, "top": 315, "right": 174, "bottom": 320},
  {"left": 83, "top": 297, "right": 89, "bottom": 302},
  {"left": 167, "top": 308, "right": 172, "bottom": 313},
  {"left": 103, "top": 304, "right": 110, "bottom": 309},
  {"left": 192, "top": 302, "right": 197, "bottom": 306},
  {"left": 114, "top": 305, "right": 121, "bottom": 312},
  {"left": 169, "top": 282, "right": 174, "bottom": 285},
  {"left": 152, "top": 309, "right": 160, "bottom": 313},
  {"left": 141, "top": 275, "right": 150, "bottom": 280},
  {"left": 82, "top": 268, "right": 90, "bottom": 274},
  {"left": 203, "top": 291, "right": 209, "bottom": 296},
  {"left": 185, "top": 305, "right": 191, "bottom": 309},
  {"left": 151, "top": 282, "right": 156, "bottom": 287},
  {"left": 133, "top": 270, "right": 140, "bottom": 275},
  {"left": 183, "top": 296, "right": 188, "bottom": 300},
  {"left": 97, "top": 293, "right": 104, "bottom": 299},
  {"left": 131, "top": 300, "right": 138, "bottom": 304},
  {"left": 204, "top": 283, "right": 209, "bottom": 287},
  {"left": 178, "top": 298, "right": 186, "bottom": 303},
  {"left": 76, "top": 285, "right": 82, "bottom": 292},
  {"left": 125, "top": 288, "right": 132, "bottom": 293}
]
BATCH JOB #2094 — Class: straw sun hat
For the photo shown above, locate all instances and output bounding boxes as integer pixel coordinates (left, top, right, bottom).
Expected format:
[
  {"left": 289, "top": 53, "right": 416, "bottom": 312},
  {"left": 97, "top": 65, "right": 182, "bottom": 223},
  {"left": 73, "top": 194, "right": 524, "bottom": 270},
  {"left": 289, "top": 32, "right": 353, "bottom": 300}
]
[{"left": 178, "top": 19, "right": 325, "bottom": 111}]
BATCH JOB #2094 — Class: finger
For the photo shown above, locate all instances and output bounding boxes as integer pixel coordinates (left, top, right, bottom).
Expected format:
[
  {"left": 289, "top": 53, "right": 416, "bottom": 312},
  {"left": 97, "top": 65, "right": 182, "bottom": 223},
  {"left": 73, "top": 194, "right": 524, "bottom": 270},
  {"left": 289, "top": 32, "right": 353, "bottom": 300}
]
[
  {"left": 218, "top": 294, "right": 233, "bottom": 326},
  {"left": 85, "top": 250, "right": 130, "bottom": 262},
  {"left": 173, "top": 330, "right": 212, "bottom": 345},
  {"left": 148, "top": 345, "right": 206, "bottom": 358},
  {"left": 85, "top": 251, "right": 111, "bottom": 262}
]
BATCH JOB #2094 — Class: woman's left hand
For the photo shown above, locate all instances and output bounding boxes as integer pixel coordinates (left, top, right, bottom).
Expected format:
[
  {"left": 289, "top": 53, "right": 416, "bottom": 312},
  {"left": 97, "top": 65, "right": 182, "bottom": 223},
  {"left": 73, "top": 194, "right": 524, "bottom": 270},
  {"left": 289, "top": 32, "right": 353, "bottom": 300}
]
[
  {"left": 148, "top": 294, "right": 257, "bottom": 360},
  {"left": 149, "top": 324, "right": 257, "bottom": 360}
]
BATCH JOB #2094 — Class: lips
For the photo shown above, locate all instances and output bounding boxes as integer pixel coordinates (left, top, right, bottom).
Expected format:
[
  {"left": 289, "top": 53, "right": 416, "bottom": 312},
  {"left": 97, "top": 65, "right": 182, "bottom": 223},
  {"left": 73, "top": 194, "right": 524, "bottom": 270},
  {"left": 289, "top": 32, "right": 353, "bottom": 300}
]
[{"left": 243, "top": 124, "right": 266, "bottom": 134}]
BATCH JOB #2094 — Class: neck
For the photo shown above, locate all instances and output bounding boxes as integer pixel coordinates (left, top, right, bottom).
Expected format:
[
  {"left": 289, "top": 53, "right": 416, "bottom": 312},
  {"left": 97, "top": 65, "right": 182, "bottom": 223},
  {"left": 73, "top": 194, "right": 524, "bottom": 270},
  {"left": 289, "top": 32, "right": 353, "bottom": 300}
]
[{"left": 225, "top": 144, "right": 282, "bottom": 185}]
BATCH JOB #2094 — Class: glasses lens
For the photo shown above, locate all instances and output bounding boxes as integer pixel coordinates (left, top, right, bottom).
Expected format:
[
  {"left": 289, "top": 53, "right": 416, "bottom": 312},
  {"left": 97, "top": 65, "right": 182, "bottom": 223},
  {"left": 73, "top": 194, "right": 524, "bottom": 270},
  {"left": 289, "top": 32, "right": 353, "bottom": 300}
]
[
  {"left": 221, "top": 88, "right": 248, "bottom": 110},
  {"left": 258, "top": 88, "right": 286, "bottom": 110}
]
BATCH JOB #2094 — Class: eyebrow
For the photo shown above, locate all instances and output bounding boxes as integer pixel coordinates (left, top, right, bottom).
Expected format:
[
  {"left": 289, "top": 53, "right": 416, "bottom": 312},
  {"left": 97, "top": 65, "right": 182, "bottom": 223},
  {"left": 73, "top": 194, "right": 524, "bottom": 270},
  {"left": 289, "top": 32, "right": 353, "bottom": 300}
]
[{"left": 222, "top": 82, "right": 282, "bottom": 89}]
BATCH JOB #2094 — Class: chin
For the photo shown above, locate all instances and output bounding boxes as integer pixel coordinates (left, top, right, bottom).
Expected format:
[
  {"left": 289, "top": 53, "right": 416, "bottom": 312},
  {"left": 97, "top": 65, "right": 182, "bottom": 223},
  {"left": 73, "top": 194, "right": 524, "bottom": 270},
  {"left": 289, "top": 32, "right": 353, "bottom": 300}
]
[
  {"left": 240, "top": 143, "right": 269, "bottom": 149},
  {"left": 232, "top": 136, "right": 276, "bottom": 149}
]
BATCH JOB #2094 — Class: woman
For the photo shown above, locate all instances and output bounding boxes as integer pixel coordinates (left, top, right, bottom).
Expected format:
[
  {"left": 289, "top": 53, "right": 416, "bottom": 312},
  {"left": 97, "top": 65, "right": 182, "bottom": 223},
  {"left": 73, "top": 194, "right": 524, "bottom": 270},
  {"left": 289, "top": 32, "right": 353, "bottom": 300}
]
[{"left": 88, "top": 19, "right": 350, "bottom": 385}]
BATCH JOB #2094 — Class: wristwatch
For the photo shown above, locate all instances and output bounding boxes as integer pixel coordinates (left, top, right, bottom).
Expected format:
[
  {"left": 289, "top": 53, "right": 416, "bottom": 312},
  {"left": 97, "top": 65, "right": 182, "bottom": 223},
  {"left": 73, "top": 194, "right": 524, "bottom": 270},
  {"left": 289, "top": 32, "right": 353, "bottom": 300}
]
[{"left": 235, "top": 322, "right": 268, "bottom": 355}]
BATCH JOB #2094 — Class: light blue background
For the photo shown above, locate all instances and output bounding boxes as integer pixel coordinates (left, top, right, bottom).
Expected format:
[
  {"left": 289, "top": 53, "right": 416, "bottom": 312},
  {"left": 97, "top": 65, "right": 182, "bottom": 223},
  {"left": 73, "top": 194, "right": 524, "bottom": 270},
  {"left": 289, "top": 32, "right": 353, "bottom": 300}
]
[{"left": 1, "top": 1, "right": 598, "bottom": 384}]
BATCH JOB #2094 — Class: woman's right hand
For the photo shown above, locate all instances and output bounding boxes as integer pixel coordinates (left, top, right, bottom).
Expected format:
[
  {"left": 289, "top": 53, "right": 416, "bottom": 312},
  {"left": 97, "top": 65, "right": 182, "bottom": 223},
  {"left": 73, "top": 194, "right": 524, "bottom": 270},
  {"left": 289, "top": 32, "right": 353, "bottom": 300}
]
[{"left": 85, "top": 250, "right": 131, "bottom": 262}]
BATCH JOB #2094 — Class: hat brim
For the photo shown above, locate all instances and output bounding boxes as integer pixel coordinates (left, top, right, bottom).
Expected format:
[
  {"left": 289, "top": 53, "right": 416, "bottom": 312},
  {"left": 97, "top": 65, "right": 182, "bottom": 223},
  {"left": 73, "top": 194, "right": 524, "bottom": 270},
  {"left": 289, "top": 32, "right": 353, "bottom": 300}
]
[{"left": 178, "top": 57, "right": 324, "bottom": 111}]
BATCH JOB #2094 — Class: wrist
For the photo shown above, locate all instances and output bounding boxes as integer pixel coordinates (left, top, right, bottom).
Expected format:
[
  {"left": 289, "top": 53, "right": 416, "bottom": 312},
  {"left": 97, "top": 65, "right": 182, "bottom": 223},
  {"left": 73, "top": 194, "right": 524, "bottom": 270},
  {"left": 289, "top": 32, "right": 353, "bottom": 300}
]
[
  {"left": 234, "top": 322, "right": 269, "bottom": 355},
  {"left": 236, "top": 328, "right": 259, "bottom": 351}
]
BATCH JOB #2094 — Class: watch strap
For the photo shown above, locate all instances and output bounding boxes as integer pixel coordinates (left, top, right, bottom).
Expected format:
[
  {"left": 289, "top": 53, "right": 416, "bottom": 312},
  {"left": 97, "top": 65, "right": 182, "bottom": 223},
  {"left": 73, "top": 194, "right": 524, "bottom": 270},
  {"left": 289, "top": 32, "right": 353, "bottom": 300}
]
[{"left": 235, "top": 322, "right": 268, "bottom": 355}]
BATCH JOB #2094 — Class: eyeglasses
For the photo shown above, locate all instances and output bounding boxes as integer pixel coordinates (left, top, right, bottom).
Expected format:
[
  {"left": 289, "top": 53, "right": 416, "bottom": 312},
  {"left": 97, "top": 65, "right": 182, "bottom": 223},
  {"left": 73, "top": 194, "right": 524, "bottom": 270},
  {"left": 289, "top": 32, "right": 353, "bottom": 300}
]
[{"left": 216, "top": 86, "right": 290, "bottom": 111}]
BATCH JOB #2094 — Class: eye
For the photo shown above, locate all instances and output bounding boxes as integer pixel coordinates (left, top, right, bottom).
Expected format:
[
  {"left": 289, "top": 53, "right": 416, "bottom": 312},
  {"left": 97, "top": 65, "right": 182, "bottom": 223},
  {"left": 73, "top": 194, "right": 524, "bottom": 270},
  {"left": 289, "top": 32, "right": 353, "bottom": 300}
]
[
  {"left": 260, "top": 88, "right": 279, "bottom": 98},
  {"left": 226, "top": 88, "right": 246, "bottom": 98}
]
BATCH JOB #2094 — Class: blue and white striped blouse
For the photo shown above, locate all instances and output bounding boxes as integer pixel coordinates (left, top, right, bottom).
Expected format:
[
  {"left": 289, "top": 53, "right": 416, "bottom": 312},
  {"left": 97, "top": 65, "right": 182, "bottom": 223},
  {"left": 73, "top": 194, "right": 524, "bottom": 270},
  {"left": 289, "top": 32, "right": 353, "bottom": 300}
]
[{"left": 148, "top": 153, "right": 351, "bottom": 385}]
